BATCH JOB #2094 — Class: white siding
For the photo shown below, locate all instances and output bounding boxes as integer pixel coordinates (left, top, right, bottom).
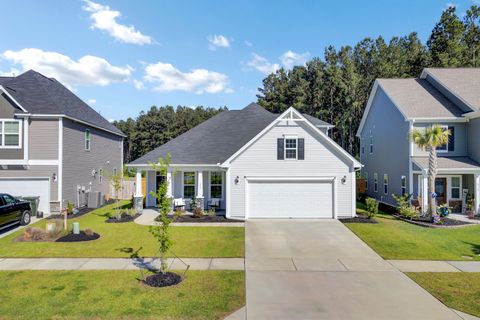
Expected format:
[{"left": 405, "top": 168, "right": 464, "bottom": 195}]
[{"left": 228, "top": 122, "right": 354, "bottom": 218}]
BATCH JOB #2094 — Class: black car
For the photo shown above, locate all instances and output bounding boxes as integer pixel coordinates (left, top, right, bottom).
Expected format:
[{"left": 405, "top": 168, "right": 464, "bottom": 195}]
[{"left": 0, "top": 193, "right": 31, "bottom": 229}]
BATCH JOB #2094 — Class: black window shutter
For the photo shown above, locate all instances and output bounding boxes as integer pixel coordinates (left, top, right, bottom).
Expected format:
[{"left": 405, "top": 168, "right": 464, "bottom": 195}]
[
  {"left": 448, "top": 126, "right": 455, "bottom": 151},
  {"left": 298, "top": 138, "right": 305, "bottom": 160},
  {"left": 277, "top": 138, "right": 284, "bottom": 160}
]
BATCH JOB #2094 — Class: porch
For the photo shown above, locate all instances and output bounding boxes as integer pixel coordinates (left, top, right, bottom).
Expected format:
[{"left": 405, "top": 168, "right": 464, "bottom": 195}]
[
  {"left": 412, "top": 157, "right": 480, "bottom": 215},
  {"left": 134, "top": 166, "right": 227, "bottom": 213}
]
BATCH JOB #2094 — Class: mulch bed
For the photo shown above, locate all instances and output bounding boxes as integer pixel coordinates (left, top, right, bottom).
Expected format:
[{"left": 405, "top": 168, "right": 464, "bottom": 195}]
[
  {"left": 55, "top": 231, "right": 100, "bottom": 242},
  {"left": 105, "top": 213, "right": 141, "bottom": 223},
  {"left": 143, "top": 272, "right": 182, "bottom": 288},
  {"left": 167, "top": 215, "right": 241, "bottom": 223},
  {"left": 340, "top": 214, "right": 378, "bottom": 224},
  {"left": 47, "top": 207, "right": 94, "bottom": 220},
  {"left": 393, "top": 214, "right": 474, "bottom": 228}
]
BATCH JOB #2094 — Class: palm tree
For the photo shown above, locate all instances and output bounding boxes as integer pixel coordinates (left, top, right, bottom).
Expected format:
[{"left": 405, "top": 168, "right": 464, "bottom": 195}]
[{"left": 410, "top": 125, "right": 450, "bottom": 216}]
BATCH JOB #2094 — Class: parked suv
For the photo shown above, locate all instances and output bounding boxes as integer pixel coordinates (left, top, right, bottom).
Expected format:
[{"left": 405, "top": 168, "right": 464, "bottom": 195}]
[{"left": 0, "top": 193, "right": 31, "bottom": 229}]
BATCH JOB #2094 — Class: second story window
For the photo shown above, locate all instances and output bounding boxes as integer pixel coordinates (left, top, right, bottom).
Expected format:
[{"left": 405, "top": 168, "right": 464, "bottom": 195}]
[
  {"left": 85, "top": 129, "right": 91, "bottom": 151},
  {"left": 374, "top": 173, "right": 378, "bottom": 193},
  {"left": 285, "top": 138, "right": 297, "bottom": 159},
  {"left": 369, "top": 136, "right": 373, "bottom": 154},
  {"left": 0, "top": 119, "right": 21, "bottom": 148},
  {"left": 436, "top": 125, "right": 449, "bottom": 152},
  {"left": 401, "top": 176, "right": 407, "bottom": 196}
]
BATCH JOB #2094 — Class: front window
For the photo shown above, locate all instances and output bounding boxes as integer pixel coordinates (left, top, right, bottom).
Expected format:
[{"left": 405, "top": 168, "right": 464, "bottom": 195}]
[
  {"left": 451, "top": 177, "right": 461, "bottom": 199},
  {"left": 285, "top": 138, "right": 297, "bottom": 159},
  {"left": 401, "top": 176, "right": 407, "bottom": 196},
  {"left": 210, "top": 172, "right": 223, "bottom": 198},
  {"left": 85, "top": 129, "right": 91, "bottom": 151},
  {"left": 436, "top": 125, "right": 449, "bottom": 152},
  {"left": 384, "top": 174, "right": 389, "bottom": 195},
  {"left": 0, "top": 120, "right": 21, "bottom": 148},
  {"left": 374, "top": 173, "right": 378, "bottom": 192},
  {"left": 183, "top": 172, "right": 196, "bottom": 198}
]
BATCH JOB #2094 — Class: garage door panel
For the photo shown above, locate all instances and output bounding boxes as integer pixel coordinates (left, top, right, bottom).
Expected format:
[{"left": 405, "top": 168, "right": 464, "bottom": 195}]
[
  {"left": 248, "top": 180, "right": 333, "bottom": 219},
  {"left": 0, "top": 178, "right": 50, "bottom": 214}
]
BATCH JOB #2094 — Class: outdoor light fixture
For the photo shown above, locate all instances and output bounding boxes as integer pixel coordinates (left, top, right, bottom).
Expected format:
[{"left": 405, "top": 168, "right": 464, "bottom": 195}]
[
  {"left": 52, "top": 173, "right": 57, "bottom": 182},
  {"left": 234, "top": 176, "right": 239, "bottom": 185},
  {"left": 341, "top": 175, "right": 347, "bottom": 185}
]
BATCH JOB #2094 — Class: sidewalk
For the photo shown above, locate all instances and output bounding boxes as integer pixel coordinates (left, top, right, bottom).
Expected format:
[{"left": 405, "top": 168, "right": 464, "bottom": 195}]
[
  {"left": 0, "top": 257, "right": 244, "bottom": 271},
  {"left": 135, "top": 209, "right": 244, "bottom": 227},
  {"left": 388, "top": 260, "right": 480, "bottom": 272}
]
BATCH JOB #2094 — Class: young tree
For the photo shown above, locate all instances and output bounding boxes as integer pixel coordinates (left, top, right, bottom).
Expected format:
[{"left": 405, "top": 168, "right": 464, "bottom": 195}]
[
  {"left": 109, "top": 172, "right": 123, "bottom": 219},
  {"left": 148, "top": 154, "right": 177, "bottom": 274},
  {"left": 410, "top": 125, "right": 450, "bottom": 216}
]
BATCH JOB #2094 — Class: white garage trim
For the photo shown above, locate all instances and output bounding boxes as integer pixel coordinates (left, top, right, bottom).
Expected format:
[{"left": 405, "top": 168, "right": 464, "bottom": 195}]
[
  {"left": 0, "top": 177, "right": 51, "bottom": 214},
  {"left": 245, "top": 176, "right": 337, "bottom": 219}
]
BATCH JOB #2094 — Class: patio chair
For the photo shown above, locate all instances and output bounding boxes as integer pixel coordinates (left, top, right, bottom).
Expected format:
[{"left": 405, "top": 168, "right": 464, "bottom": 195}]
[
  {"left": 207, "top": 198, "right": 221, "bottom": 210},
  {"left": 173, "top": 198, "right": 186, "bottom": 211}
]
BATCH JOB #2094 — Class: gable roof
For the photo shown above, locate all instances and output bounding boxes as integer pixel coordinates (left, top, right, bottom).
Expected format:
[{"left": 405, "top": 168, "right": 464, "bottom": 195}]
[
  {"left": 0, "top": 70, "right": 124, "bottom": 136},
  {"left": 421, "top": 68, "right": 480, "bottom": 111},
  {"left": 129, "top": 103, "right": 341, "bottom": 166},
  {"left": 302, "top": 113, "right": 334, "bottom": 127}
]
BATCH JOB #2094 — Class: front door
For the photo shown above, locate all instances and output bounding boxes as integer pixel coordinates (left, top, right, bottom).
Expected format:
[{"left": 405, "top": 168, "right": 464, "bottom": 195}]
[{"left": 435, "top": 178, "right": 447, "bottom": 205}]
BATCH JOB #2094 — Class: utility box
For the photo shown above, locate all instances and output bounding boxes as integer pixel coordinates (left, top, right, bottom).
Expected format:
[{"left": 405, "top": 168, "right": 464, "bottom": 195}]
[
  {"left": 87, "top": 192, "right": 104, "bottom": 208},
  {"left": 72, "top": 222, "right": 80, "bottom": 235}
]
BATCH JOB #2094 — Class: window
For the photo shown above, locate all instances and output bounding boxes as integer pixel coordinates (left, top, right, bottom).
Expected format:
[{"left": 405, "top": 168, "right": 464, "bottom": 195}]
[
  {"left": 285, "top": 138, "right": 297, "bottom": 159},
  {"left": 364, "top": 172, "right": 368, "bottom": 190},
  {"left": 0, "top": 120, "right": 21, "bottom": 148},
  {"left": 210, "top": 172, "right": 223, "bottom": 199},
  {"left": 383, "top": 174, "right": 389, "bottom": 195},
  {"left": 85, "top": 129, "right": 91, "bottom": 151},
  {"left": 361, "top": 139, "right": 365, "bottom": 155},
  {"left": 183, "top": 172, "right": 196, "bottom": 198},
  {"left": 451, "top": 176, "right": 461, "bottom": 199},
  {"left": 436, "top": 125, "right": 449, "bottom": 152},
  {"left": 99, "top": 168, "right": 103, "bottom": 184},
  {"left": 369, "top": 136, "right": 373, "bottom": 154},
  {"left": 374, "top": 173, "right": 378, "bottom": 192},
  {"left": 2, "top": 194, "right": 16, "bottom": 205},
  {"left": 401, "top": 176, "right": 407, "bottom": 196}
]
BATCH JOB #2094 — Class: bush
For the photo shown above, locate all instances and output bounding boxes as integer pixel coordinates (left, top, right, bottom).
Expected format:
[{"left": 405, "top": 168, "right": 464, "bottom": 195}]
[
  {"left": 84, "top": 228, "right": 94, "bottom": 236},
  {"left": 392, "top": 193, "right": 418, "bottom": 219},
  {"left": 47, "top": 219, "right": 63, "bottom": 238},
  {"left": 365, "top": 198, "right": 379, "bottom": 219},
  {"left": 398, "top": 207, "right": 419, "bottom": 219},
  {"left": 205, "top": 208, "right": 216, "bottom": 217},
  {"left": 66, "top": 202, "right": 74, "bottom": 215},
  {"left": 23, "top": 227, "right": 48, "bottom": 241}
]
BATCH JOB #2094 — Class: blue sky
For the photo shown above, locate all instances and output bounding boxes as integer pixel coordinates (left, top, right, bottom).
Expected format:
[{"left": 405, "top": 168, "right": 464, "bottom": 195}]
[{"left": 0, "top": 0, "right": 476, "bottom": 121}]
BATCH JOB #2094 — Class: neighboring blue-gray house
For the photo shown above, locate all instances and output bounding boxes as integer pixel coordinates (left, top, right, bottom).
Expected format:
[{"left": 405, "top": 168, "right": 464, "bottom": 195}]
[
  {"left": 357, "top": 68, "right": 480, "bottom": 214},
  {"left": 129, "top": 103, "right": 360, "bottom": 219},
  {"left": 0, "top": 70, "right": 124, "bottom": 214}
]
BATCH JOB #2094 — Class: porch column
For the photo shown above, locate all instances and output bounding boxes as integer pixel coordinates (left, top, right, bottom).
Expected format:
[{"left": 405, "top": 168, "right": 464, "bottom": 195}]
[
  {"left": 134, "top": 171, "right": 143, "bottom": 214},
  {"left": 421, "top": 171, "right": 428, "bottom": 214},
  {"left": 166, "top": 171, "right": 173, "bottom": 198},
  {"left": 475, "top": 173, "right": 480, "bottom": 214},
  {"left": 196, "top": 171, "right": 204, "bottom": 209}
]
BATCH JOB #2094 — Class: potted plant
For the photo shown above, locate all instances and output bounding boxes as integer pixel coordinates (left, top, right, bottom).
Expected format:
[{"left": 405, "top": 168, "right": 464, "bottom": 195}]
[
  {"left": 437, "top": 203, "right": 450, "bottom": 217},
  {"left": 466, "top": 194, "right": 475, "bottom": 219}
]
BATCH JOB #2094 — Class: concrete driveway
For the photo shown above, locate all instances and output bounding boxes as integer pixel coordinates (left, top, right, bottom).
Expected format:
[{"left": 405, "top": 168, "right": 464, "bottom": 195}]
[{"left": 245, "top": 219, "right": 462, "bottom": 320}]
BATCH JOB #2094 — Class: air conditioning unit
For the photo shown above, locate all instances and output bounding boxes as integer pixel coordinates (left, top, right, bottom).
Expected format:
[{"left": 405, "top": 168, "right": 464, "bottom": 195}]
[{"left": 87, "top": 192, "right": 104, "bottom": 208}]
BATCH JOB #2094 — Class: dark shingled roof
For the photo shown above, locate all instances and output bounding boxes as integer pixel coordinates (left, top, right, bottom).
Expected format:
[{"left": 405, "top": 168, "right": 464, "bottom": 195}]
[
  {"left": 130, "top": 103, "right": 332, "bottom": 165},
  {"left": 0, "top": 70, "right": 124, "bottom": 136}
]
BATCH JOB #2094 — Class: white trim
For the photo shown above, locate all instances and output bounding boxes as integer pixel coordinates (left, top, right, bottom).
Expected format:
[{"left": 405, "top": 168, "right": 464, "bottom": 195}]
[
  {"left": 0, "top": 159, "right": 59, "bottom": 166},
  {"left": 14, "top": 114, "right": 126, "bottom": 137},
  {"left": 474, "top": 173, "right": 480, "bottom": 214},
  {"left": 225, "top": 168, "right": 231, "bottom": 218},
  {"left": 351, "top": 170, "right": 356, "bottom": 217},
  {"left": 58, "top": 118, "right": 63, "bottom": 206},
  {"left": 464, "top": 110, "right": 480, "bottom": 119},
  {"left": 23, "top": 117, "right": 29, "bottom": 160},
  {"left": 417, "top": 174, "right": 463, "bottom": 204},
  {"left": 0, "top": 85, "right": 28, "bottom": 112},
  {"left": 0, "top": 119, "right": 22, "bottom": 149},
  {"left": 408, "top": 121, "right": 414, "bottom": 197},
  {"left": 412, "top": 118, "right": 467, "bottom": 123},
  {"left": 196, "top": 170, "right": 203, "bottom": 199},
  {"left": 222, "top": 107, "right": 361, "bottom": 168},
  {"left": 244, "top": 176, "right": 337, "bottom": 219}
]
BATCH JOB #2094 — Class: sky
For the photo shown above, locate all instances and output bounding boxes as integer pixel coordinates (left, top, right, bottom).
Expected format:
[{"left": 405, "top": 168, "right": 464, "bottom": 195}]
[{"left": 0, "top": 0, "right": 476, "bottom": 122}]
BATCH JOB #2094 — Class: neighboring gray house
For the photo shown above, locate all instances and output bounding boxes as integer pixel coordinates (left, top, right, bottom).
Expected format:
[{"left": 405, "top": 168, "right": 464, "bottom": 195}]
[
  {"left": 129, "top": 103, "right": 360, "bottom": 219},
  {"left": 357, "top": 68, "right": 480, "bottom": 214},
  {"left": 0, "top": 70, "right": 124, "bottom": 214}
]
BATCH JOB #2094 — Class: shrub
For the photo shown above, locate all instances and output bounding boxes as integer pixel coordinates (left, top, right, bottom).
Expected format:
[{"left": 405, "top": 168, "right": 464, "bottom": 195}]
[
  {"left": 205, "top": 208, "right": 216, "bottom": 217},
  {"left": 23, "top": 227, "right": 48, "bottom": 241},
  {"left": 398, "top": 207, "right": 419, "bottom": 219},
  {"left": 66, "top": 202, "right": 74, "bottom": 215},
  {"left": 46, "top": 220, "right": 63, "bottom": 239},
  {"left": 84, "top": 228, "right": 94, "bottom": 236},
  {"left": 392, "top": 193, "right": 418, "bottom": 219},
  {"left": 190, "top": 195, "right": 204, "bottom": 217},
  {"left": 365, "top": 197, "right": 379, "bottom": 219}
]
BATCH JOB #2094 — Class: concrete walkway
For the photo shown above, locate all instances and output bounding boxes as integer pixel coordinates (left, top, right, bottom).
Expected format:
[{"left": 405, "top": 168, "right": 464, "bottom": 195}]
[
  {"left": 135, "top": 209, "right": 244, "bottom": 227},
  {"left": 389, "top": 260, "right": 480, "bottom": 272},
  {"left": 0, "top": 257, "right": 244, "bottom": 271},
  {"left": 245, "top": 219, "right": 463, "bottom": 320}
]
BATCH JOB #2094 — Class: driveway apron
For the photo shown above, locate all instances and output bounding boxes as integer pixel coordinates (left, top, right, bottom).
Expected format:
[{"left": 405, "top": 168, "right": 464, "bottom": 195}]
[{"left": 245, "top": 219, "right": 462, "bottom": 320}]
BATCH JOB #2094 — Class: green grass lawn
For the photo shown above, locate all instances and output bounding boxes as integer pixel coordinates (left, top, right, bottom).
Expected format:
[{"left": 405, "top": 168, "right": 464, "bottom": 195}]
[
  {"left": 0, "top": 202, "right": 244, "bottom": 258},
  {"left": 407, "top": 273, "right": 480, "bottom": 318},
  {"left": 0, "top": 270, "right": 245, "bottom": 319},
  {"left": 344, "top": 203, "right": 480, "bottom": 261}
]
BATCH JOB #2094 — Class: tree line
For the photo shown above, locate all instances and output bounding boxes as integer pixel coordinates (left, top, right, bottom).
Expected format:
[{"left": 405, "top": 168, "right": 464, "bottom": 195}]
[
  {"left": 115, "top": 6, "right": 479, "bottom": 163},
  {"left": 256, "top": 6, "right": 480, "bottom": 156}
]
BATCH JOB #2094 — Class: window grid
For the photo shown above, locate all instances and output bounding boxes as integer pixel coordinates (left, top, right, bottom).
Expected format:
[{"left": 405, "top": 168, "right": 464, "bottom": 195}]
[
  {"left": 285, "top": 138, "right": 297, "bottom": 159},
  {"left": 183, "top": 172, "right": 196, "bottom": 199},
  {"left": 210, "top": 172, "right": 223, "bottom": 199},
  {"left": 0, "top": 119, "right": 21, "bottom": 148},
  {"left": 451, "top": 177, "right": 461, "bottom": 199}
]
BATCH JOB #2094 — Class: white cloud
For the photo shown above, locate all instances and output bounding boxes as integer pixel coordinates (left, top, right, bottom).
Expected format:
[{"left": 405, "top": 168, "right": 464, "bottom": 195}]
[
  {"left": 2, "top": 48, "right": 132, "bottom": 87},
  {"left": 247, "top": 50, "right": 310, "bottom": 75},
  {"left": 133, "top": 79, "right": 145, "bottom": 90},
  {"left": 207, "top": 34, "right": 231, "bottom": 50},
  {"left": 244, "top": 40, "right": 253, "bottom": 47},
  {"left": 144, "top": 62, "right": 230, "bottom": 94},
  {"left": 247, "top": 53, "right": 281, "bottom": 75},
  {"left": 0, "top": 67, "right": 20, "bottom": 77},
  {"left": 87, "top": 99, "right": 97, "bottom": 104},
  {"left": 83, "top": 0, "right": 152, "bottom": 45},
  {"left": 280, "top": 50, "right": 310, "bottom": 69}
]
